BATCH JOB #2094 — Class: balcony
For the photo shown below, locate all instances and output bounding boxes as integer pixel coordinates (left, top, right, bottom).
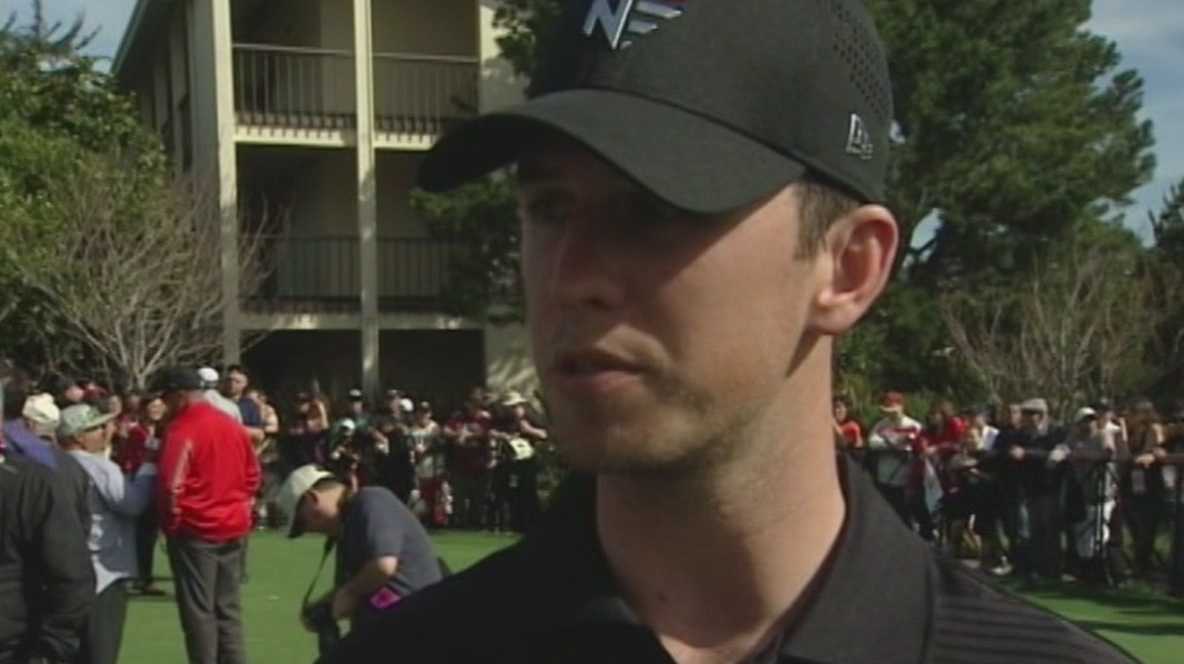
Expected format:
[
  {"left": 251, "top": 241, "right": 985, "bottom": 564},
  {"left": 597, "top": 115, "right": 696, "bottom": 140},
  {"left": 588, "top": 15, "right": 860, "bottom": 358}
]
[
  {"left": 231, "top": 43, "right": 478, "bottom": 147},
  {"left": 244, "top": 235, "right": 463, "bottom": 315},
  {"left": 373, "top": 52, "right": 479, "bottom": 147},
  {"left": 233, "top": 44, "right": 357, "bottom": 145}
]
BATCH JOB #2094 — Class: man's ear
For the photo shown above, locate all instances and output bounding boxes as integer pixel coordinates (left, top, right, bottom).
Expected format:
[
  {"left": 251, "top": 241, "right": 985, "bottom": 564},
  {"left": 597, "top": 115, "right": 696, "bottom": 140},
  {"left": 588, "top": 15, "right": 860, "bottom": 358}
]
[{"left": 808, "top": 204, "right": 899, "bottom": 336}]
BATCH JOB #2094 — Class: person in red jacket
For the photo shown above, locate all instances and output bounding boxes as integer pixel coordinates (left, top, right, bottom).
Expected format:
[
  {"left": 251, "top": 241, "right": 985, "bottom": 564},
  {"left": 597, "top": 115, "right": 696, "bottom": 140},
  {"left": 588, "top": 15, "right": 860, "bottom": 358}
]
[{"left": 150, "top": 367, "right": 260, "bottom": 664}]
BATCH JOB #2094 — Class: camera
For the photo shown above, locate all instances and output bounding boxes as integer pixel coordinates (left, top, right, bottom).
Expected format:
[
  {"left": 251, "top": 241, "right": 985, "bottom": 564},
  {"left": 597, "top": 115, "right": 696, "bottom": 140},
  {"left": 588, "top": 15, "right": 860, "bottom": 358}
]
[{"left": 302, "top": 600, "right": 341, "bottom": 656}]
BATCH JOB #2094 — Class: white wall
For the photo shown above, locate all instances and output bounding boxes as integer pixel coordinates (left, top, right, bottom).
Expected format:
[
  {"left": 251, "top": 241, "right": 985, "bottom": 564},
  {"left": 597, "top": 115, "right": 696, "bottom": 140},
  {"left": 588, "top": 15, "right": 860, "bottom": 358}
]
[
  {"left": 484, "top": 323, "right": 537, "bottom": 396},
  {"left": 375, "top": 152, "right": 426, "bottom": 237},
  {"left": 371, "top": 0, "right": 477, "bottom": 55}
]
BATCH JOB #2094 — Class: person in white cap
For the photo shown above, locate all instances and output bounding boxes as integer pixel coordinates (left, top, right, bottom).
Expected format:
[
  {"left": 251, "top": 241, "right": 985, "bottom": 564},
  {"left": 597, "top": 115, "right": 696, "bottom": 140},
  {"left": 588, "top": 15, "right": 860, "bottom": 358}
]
[
  {"left": 1065, "top": 407, "right": 1117, "bottom": 583},
  {"left": 58, "top": 403, "right": 158, "bottom": 664},
  {"left": 276, "top": 465, "right": 442, "bottom": 635},
  {"left": 22, "top": 392, "right": 60, "bottom": 441},
  {"left": 999, "top": 398, "right": 1070, "bottom": 584},
  {"left": 491, "top": 391, "right": 548, "bottom": 533},
  {"left": 197, "top": 367, "right": 242, "bottom": 423}
]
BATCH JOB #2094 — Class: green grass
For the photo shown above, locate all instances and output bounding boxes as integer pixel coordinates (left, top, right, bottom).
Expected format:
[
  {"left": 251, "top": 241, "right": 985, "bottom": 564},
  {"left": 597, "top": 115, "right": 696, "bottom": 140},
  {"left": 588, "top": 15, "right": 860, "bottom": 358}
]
[
  {"left": 1001, "top": 579, "right": 1184, "bottom": 663},
  {"left": 121, "top": 532, "right": 1184, "bottom": 663},
  {"left": 120, "top": 530, "right": 518, "bottom": 663}
]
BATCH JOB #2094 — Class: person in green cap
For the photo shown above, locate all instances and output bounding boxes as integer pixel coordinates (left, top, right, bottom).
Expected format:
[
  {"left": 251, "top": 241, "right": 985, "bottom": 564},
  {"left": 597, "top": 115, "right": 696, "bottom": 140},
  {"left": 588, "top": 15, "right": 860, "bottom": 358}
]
[{"left": 58, "top": 404, "right": 157, "bottom": 664}]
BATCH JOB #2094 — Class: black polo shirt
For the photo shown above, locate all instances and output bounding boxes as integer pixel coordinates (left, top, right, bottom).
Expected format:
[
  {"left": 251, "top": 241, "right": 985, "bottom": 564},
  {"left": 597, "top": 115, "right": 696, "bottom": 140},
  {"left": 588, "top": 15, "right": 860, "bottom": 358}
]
[{"left": 324, "top": 457, "right": 1134, "bottom": 663}]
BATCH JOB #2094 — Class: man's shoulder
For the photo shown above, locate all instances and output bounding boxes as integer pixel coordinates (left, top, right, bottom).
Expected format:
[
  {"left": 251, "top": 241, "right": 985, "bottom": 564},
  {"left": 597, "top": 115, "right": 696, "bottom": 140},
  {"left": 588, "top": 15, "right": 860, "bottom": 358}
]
[
  {"left": 328, "top": 538, "right": 547, "bottom": 661},
  {"left": 930, "top": 561, "right": 1136, "bottom": 663},
  {"left": 353, "top": 486, "right": 406, "bottom": 513}
]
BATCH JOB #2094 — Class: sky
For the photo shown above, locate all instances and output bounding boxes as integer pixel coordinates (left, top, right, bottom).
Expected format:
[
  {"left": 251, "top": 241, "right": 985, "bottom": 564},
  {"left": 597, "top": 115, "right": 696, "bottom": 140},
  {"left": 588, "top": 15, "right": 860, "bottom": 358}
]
[{"left": 4, "top": 0, "right": 1182, "bottom": 240}]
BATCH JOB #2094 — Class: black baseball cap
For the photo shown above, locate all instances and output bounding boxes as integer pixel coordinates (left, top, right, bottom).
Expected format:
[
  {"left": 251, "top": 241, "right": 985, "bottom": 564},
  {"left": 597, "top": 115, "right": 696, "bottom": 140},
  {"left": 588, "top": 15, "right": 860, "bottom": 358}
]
[
  {"left": 149, "top": 367, "right": 203, "bottom": 393},
  {"left": 419, "top": 0, "right": 893, "bottom": 212}
]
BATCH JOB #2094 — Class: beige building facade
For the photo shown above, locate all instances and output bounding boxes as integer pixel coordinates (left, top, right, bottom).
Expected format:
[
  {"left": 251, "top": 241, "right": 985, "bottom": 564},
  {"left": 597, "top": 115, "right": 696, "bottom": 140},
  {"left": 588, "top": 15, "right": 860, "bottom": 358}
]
[{"left": 113, "top": 0, "right": 534, "bottom": 407}]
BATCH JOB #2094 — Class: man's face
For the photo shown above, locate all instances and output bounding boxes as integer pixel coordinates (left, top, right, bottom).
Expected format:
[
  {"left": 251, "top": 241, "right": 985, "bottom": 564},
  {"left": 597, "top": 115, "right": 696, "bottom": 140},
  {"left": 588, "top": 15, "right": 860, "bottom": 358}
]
[
  {"left": 226, "top": 371, "right": 248, "bottom": 398},
  {"left": 1020, "top": 409, "right": 1045, "bottom": 432},
  {"left": 162, "top": 391, "right": 185, "bottom": 416},
  {"left": 518, "top": 140, "right": 818, "bottom": 473},
  {"left": 349, "top": 400, "right": 364, "bottom": 415},
  {"left": 64, "top": 385, "right": 84, "bottom": 403},
  {"left": 75, "top": 425, "right": 107, "bottom": 453},
  {"left": 297, "top": 490, "right": 340, "bottom": 534},
  {"left": 146, "top": 398, "right": 166, "bottom": 421}
]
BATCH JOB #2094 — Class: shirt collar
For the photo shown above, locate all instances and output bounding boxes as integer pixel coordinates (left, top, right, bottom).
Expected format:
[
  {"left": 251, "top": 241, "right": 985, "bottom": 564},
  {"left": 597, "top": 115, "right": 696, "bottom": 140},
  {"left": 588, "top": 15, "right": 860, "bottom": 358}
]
[{"left": 537, "top": 455, "right": 932, "bottom": 663}]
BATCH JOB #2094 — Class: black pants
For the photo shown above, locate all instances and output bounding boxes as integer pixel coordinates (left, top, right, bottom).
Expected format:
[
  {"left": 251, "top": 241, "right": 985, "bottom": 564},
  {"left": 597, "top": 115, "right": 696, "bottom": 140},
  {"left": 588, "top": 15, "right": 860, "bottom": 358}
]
[
  {"left": 878, "top": 484, "right": 911, "bottom": 529},
  {"left": 135, "top": 509, "right": 159, "bottom": 586},
  {"left": 1028, "top": 492, "right": 1064, "bottom": 580},
  {"left": 166, "top": 537, "right": 247, "bottom": 664},
  {"left": 76, "top": 580, "right": 128, "bottom": 664},
  {"left": 1128, "top": 493, "right": 1166, "bottom": 574}
]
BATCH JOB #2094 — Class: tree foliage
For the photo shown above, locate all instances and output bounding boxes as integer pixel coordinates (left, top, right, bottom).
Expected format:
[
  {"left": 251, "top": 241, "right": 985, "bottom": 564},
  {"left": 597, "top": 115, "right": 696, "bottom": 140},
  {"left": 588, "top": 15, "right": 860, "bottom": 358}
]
[
  {"left": 941, "top": 234, "right": 1156, "bottom": 421},
  {"left": 0, "top": 2, "right": 260, "bottom": 385},
  {"left": 870, "top": 0, "right": 1154, "bottom": 279},
  {"left": 411, "top": 178, "right": 523, "bottom": 322},
  {"left": 1, "top": 153, "right": 266, "bottom": 390}
]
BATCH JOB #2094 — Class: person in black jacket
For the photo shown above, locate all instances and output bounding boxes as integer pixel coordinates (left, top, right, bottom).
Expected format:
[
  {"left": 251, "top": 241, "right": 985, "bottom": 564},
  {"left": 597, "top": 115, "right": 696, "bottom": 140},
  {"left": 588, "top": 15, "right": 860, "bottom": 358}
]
[
  {"left": 999, "top": 398, "right": 1071, "bottom": 584},
  {"left": 0, "top": 449, "right": 95, "bottom": 664}
]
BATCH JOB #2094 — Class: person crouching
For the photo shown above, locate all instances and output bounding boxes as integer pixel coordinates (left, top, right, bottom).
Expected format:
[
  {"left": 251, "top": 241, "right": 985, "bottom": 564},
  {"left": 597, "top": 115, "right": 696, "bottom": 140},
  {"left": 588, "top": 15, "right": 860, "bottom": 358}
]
[{"left": 277, "top": 465, "right": 444, "bottom": 637}]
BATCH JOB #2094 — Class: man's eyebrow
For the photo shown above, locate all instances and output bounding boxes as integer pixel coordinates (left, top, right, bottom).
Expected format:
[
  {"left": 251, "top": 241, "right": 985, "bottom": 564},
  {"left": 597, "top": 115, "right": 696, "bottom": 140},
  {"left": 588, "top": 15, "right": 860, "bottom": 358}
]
[{"left": 514, "top": 158, "right": 554, "bottom": 187}]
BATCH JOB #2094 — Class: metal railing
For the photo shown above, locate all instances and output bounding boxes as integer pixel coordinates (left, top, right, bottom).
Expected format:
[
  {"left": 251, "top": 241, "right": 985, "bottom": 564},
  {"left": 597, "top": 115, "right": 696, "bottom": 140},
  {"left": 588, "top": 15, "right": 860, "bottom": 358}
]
[
  {"left": 377, "top": 237, "right": 460, "bottom": 309},
  {"left": 232, "top": 44, "right": 357, "bottom": 129},
  {"left": 246, "top": 235, "right": 361, "bottom": 313},
  {"left": 373, "top": 52, "right": 479, "bottom": 135},
  {"left": 243, "top": 235, "right": 462, "bottom": 314}
]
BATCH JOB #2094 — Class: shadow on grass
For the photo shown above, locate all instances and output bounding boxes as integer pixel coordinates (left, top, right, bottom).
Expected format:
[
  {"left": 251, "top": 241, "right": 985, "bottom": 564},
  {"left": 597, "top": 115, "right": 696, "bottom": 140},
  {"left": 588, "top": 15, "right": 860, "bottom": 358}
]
[
  {"left": 1075, "top": 620, "right": 1184, "bottom": 638},
  {"left": 998, "top": 577, "right": 1184, "bottom": 615}
]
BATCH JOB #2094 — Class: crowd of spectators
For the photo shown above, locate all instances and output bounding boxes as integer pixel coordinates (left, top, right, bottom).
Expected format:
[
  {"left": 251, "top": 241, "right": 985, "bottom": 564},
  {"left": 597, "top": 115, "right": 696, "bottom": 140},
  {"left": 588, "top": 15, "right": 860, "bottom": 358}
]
[
  {"left": 835, "top": 391, "right": 1184, "bottom": 591},
  {"left": 0, "top": 363, "right": 548, "bottom": 663}
]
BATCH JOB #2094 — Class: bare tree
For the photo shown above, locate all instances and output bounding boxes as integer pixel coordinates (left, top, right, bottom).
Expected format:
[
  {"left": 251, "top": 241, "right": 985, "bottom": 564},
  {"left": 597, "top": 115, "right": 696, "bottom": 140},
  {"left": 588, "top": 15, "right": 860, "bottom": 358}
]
[
  {"left": 4, "top": 155, "right": 271, "bottom": 389},
  {"left": 941, "top": 242, "right": 1157, "bottom": 422}
]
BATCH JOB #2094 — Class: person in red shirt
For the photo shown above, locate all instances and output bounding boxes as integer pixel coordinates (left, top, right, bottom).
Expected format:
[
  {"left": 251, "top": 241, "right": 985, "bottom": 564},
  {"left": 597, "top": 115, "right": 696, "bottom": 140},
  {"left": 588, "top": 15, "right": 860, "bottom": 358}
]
[
  {"left": 150, "top": 367, "right": 260, "bottom": 664},
  {"left": 114, "top": 395, "right": 168, "bottom": 595},
  {"left": 832, "top": 396, "right": 864, "bottom": 451},
  {"left": 443, "top": 387, "right": 493, "bottom": 529}
]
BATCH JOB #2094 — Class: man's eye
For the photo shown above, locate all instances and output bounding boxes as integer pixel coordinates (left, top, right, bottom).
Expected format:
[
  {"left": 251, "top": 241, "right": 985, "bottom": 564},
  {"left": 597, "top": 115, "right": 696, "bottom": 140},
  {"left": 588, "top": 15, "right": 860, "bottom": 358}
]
[{"left": 521, "top": 198, "right": 570, "bottom": 227}]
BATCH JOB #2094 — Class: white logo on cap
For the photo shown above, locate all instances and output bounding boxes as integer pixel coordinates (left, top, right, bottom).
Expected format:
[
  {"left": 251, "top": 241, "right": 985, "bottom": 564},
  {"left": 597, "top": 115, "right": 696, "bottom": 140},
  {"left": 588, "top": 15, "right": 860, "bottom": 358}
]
[
  {"left": 583, "top": 0, "right": 685, "bottom": 50},
  {"left": 845, "top": 113, "right": 874, "bottom": 161}
]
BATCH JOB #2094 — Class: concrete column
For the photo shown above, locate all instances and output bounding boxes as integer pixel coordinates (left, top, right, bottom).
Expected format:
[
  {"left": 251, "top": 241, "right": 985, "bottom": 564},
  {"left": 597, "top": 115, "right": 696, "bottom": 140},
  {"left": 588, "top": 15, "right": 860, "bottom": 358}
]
[
  {"left": 354, "top": 0, "right": 381, "bottom": 398},
  {"left": 193, "top": 0, "right": 241, "bottom": 365}
]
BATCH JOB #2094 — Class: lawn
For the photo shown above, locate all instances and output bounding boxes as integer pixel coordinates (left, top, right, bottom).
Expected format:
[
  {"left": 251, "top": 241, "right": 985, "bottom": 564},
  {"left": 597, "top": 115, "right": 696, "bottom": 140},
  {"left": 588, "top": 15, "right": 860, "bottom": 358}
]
[
  {"left": 997, "top": 577, "right": 1184, "bottom": 663},
  {"left": 120, "top": 530, "right": 518, "bottom": 663},
  {"left": 121, "top": 531, "right": 1184, "bottom": 663}
]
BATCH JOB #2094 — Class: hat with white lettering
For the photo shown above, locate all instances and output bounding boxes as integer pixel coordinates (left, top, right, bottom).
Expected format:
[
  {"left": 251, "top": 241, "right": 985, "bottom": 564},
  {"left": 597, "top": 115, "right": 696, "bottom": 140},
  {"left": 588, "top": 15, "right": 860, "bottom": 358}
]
[{"left": 419, "top": 0, "right": 893, "bottom": 210}]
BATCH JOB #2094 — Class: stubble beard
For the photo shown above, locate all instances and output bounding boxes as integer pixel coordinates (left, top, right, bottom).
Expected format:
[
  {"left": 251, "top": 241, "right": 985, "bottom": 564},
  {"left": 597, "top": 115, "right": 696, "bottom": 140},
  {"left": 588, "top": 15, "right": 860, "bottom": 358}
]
[{"left": 547, "top": 371, "right": 759, "bottom": 478}]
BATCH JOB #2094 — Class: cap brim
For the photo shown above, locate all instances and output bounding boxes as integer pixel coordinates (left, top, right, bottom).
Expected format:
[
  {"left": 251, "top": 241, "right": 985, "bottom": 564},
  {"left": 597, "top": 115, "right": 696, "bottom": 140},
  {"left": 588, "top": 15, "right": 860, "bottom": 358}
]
[
  {"left": 418, "top": 89, "right": 807, "bottom": 215},
  {"left": 287, "top": 495, "right": 308, "bottom": 538}
]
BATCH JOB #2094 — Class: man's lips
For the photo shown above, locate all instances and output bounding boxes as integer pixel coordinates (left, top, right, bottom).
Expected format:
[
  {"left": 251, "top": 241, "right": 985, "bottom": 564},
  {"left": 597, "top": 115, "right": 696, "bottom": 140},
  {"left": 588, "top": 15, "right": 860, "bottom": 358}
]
[{"left": 550, "top": 349, "right": 646, "bottom": 377}]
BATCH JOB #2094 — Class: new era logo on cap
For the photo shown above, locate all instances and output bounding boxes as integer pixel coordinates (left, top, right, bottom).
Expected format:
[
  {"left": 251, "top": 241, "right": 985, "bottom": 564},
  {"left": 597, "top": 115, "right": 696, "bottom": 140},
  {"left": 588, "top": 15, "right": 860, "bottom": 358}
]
[
  {"left": 583, "top": 0, "right": 686, "bottom": 50},
  {"left": 419, "top": 0, "right": 894, "bottom": 212},
  {"left": 846, "top": 113, "right": 874, "bottom": 161}
]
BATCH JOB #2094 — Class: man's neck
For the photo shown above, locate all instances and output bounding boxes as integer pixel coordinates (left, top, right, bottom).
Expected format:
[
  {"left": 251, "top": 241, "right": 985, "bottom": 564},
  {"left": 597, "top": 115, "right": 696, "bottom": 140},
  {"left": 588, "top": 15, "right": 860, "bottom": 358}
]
[{"left": 596, "top": 376, "right": 845, "bottom": 663}]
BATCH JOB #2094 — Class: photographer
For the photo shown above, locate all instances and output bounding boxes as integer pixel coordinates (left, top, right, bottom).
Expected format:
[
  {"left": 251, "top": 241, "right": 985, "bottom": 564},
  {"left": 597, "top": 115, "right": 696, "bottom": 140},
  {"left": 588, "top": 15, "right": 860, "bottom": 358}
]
[{"left": 276, "top": 465, "right": 443, "bottom": 643}]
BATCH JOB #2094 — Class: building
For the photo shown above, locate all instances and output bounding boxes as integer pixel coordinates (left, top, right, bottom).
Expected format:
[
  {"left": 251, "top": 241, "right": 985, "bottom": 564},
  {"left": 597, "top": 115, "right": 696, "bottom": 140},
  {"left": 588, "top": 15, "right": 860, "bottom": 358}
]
[{"left": 112, "top": 0, "right": 535, "bottom": 409}]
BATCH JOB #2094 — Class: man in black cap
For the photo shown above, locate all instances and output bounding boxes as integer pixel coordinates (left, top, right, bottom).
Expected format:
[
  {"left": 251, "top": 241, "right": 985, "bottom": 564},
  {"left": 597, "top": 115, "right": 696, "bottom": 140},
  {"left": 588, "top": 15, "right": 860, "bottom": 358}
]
[
  {"left": 326, "top": 1, "right": 1133, "bottom": 662},
  {"left": 151, "top": 367, "right": 259, "bottom": 664}
]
